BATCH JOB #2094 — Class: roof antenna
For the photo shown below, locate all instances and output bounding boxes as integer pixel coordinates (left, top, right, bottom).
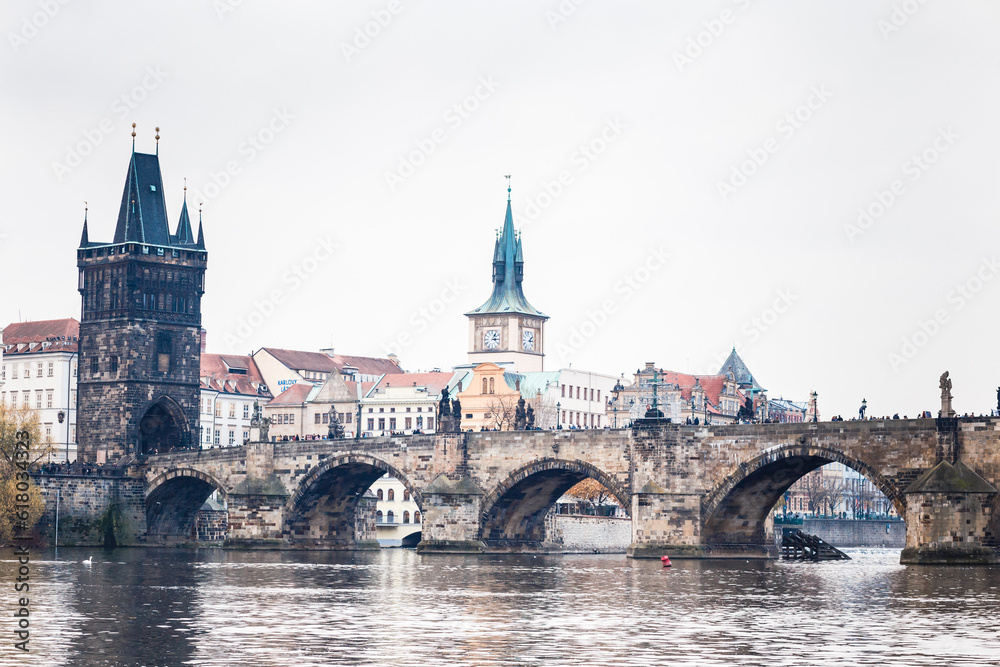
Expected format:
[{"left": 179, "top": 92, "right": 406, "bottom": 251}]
[
  {"left": 155, "top": 126, "right": 160, "bottom": 155},
  {"left": 131, "top": 123, "right": 136, "bottom": 152},
  {"left": 505, "top": 174, "right": 511, "bottom": 201}
]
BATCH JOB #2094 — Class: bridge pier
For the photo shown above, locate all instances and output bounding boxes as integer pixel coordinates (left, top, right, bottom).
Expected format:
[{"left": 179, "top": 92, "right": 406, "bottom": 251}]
[
  {"left": 900, "top": 459, "right": 998, "bottom": 565},
  {"left": 416, "top": 475, "right": 486, "bottom": 554}
]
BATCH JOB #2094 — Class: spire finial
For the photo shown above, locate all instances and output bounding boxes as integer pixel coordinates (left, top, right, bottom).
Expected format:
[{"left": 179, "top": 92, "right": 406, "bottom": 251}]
[
  {"left": 184, "top": 177, "right": 187, "bottom": 198},
  {"left": 131, "top": 123, "right": 136, "bottom": 151},
  {"left": 155, "top": 126, "right": 160, "bottom": 154},
  {"left": 199, "top": 202, "right": 203, "bottom": 222},
  {"left": 84, "top": 201, "right": 88, "bottom": 222},
  {"left": 504, "top": 174, "right": 511, "bottom": 201}
]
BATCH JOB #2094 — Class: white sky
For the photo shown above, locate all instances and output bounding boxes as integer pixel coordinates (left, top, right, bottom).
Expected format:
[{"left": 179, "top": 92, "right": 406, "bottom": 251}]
[{"left": 2, "top": 1, "right": 999, "bottom": 419}]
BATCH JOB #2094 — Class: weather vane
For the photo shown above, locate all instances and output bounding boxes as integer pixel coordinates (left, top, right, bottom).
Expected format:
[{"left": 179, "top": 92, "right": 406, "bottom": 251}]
[{"left": 505, "top": 174, "right": 511, "bottom": 201}]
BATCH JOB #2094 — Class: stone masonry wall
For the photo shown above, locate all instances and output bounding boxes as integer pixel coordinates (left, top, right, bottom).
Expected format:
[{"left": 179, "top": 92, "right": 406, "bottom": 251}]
[
  {"left": 552, "top": 515, "right": 631, "bottom": 553},
  {"left": 34, "top": 474, "right": 146, "bottom": 547}
]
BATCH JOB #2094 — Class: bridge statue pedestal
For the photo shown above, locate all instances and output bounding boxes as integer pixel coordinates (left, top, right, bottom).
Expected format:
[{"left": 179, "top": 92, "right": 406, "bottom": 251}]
[
  {"left": 900, "top": 459, "right": 998, "bottom": 565},
  {"left": 416, "top": 475, "right": 487, "bottom": 554}
]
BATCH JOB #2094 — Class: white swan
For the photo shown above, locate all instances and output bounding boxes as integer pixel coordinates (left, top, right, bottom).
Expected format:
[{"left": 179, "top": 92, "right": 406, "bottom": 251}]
[{"left": 82, "top": 556, "right": 92, "bottom": 565}]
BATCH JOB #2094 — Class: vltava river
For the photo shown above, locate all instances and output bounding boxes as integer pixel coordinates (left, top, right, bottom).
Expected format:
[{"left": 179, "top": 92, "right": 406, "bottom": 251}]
[{"left": 3, "top": 548, "right": 998, "bottom": 666}]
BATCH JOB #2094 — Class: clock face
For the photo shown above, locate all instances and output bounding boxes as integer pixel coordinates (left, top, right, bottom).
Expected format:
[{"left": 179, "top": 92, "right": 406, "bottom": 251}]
[
  {"left": 483, "top": 329, "right": 500, "bottom": 349},
  {"left": 522, "top": 329, "right": 534, "bottom": 351}
]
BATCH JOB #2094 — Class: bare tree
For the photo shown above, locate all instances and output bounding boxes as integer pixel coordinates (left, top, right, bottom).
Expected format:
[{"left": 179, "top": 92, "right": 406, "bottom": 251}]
[
  {"left": 485, "top": 395, "right": 518, "bottom": 431},
  {"left": 565, "top": 478, "right": 615, "bottom": 515}
]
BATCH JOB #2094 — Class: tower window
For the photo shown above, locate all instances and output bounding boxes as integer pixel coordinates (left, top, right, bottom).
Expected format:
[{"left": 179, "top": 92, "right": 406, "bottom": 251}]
[
  {"left": 110, "top": 356, "right": 118, "bottom": 374},
  {"left": 91, "top": 357, "right": 99, "bottom": 376},
  {"left": 156, "top": 331, "right": 172, "bottom": 373}
]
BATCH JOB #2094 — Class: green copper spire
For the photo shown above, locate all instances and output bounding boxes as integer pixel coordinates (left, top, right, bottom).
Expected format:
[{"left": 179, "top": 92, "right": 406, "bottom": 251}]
[{"left": 466, "top": 181, "right": 546, "bottom": 319}]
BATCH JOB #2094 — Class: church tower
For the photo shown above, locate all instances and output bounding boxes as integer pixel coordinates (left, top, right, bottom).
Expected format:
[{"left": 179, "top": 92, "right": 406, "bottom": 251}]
[
  {"left": 76, "top": 127, "right": 207, "bottom": 463},
  {"left": 465, "top": 185, "right": 548, "bottom": 372}
]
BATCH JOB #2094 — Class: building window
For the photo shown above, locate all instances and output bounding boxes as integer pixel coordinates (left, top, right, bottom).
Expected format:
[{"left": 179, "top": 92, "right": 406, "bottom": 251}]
[
  {"left": 289, "top": 413, "right": 295, "bottom": 424},
  {"left": 389, "top": 418, "right": 396, "bottom": 430},
  {"left": 414, "top": 511, "right": 420, "bottom": 524},
  {"left": 403, "top": 511, "right": 410, "bottom": 524},
  {"left": 72, "top": 363, "right": 77, "bottom": 378},
  {"left": 378, "top": 418, "right": 385, "bottom": 430},
  {"left": 590, "top": 388, "right": 594, "bottom": 401},
  {"left": 214, "top": 429, "right": 220, "bottom": 445},
  {"left": 345, "top": 413, "right": 352, "bottom": 424},
  {"left": 47, "top": 362, "right": 54, "bottom": 377},
  {"left": 215, "top": 402, "right": 221, "bottom": 417},
  {"left": 110, "top": 356, "right": 118, "bottom": 374},
  {"left": 406, "top": 407, "right": 411, "bottom": 412},
  {"left": 45, "top": 424, "right": 52, "bottom": 438},
  {"left": 561, "top": 384, "right": 565, "bottom": 397},
  {"left": 427, "top": 417, "right": 433, "bottom": 430},
  {"left": 243, "top": 404, "right": 250, "bottom": 419},
  {"left": 387, "top": 489, "right": 395, "bottom": 501},
  {"left": 10, "top": 366, "right": 17, "bottom": 379},
  {"left": 315, "top": 413, "right": 321, "bottom": 424},
  {"left": 156, "top": 331, "right": 172, "bottom": 373},
  {"left": 205, "top": 430, "right": 211, "bottom": 444},
  {"left": 377, "top": 488, "right": 384, "bottom": 500},
  {"left": 390, "top": 407, "right": 395, "bottom": 413},
  {"left": 376, "top": 510, "right": 383, "bottom": 523},
  {"left": 367, "top": 418, "right": 374, "bottom": 430},
  {"left": 368, "top": 408, "right": 373, "bottom": 413},
  {"left": 597, "top": 390, "right": 601, "bottom": 402},
  {"left": 576, "top": 387, "right": 580, "bottom": 399},
  {"left": 403, "top": 489, "right": 410, "bottom": 501},
  {"left": 90, "top": 358, "right": 98, "bottom": 375},
  {"left": 386, "top": 510, "right": 394, "bottom": 523},
  {"left": 482, "top": 378, "right": 488, "bottom": 394},
  {"left": 35, "top": 391, "right": 42, "bottom": 409},
  {"left": 228, "top": 430, "right": 235, "bottom": 445},
  {"left": 405, "top": 417, "right": 412, "bottom": 429},
  {"left": 1, "top": 366, "right": 5, "bottom": 380},
  {"left": 243, "top": 430, "right": 249, "bottom": 443},
  {"left": 416, "top": 416, "right": 423, "bottom": 429},
  {"left": 323, "top": 413, "right": 329, "bottom": 423},
  {"left": 46, "top": 392, "right": 53, "bottom": 408},
  {"left": 23, "top": 365, "right": 30, "bottom": 379},
  {"left": 379, "top": 408, "right": 384, "bottom": 413},
  {"left": 228, "top": 403, "right": 235, "bottom": 418}
]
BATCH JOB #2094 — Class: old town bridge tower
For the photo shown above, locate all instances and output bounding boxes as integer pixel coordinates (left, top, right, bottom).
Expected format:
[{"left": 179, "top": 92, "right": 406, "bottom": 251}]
[{"left": 76, "top": 131, "right": 206, "bottom": 463}]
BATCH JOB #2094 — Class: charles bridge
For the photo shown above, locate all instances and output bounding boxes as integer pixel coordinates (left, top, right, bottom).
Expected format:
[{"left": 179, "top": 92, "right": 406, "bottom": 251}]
[{"left": 33, "top": 416, "right": 996, "bottom": 565}]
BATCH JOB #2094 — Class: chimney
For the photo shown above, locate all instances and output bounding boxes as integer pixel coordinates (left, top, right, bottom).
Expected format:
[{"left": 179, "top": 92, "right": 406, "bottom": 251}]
[
  {"left": 388, "top": 353, "right": 400, "bottom": 367},
  {"left": 645, "top": 362, "right": 655, "bottom": 370},
  {"left": 320, "top": 348, "right": 336, "bottom": 358}
]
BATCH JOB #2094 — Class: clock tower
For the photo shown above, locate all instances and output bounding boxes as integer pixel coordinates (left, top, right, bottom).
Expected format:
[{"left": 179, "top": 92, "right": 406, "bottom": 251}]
[{"left": 465, "top": 188, "right": 548, "bottom": 372}]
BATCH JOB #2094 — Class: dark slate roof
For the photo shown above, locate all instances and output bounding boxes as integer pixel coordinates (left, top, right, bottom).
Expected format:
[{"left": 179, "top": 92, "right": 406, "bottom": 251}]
[
  {"left": 174, "top": 195, "right": 195, "bottom": 245},
  {"left": 904, "top": 460, "right": 997, "bottom": 494},
  {"left": 466, "top": 200, "right": 546, "bottom": 319},
  {"left": 718, "top": 347, "right": 764, "bottom": 392},
  {"left": 113, "top": 152, "right": 172, "bottom": 246}
]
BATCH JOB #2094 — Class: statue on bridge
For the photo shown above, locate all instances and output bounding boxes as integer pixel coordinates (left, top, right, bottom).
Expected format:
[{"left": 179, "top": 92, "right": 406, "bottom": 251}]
[
  {"left": 939, "top": 371, "right": 955, "bottom": 418},
  {"left": 250, "top": 400, "right": 272, "bottom": 442},
  {"left": 328, "top": 405, "right": 345, "bottom": 439},
  {"left": 515, "top": 396, "right": 527, "bottom": 430},
  {"left": 526, "top": 403, "right": 535, "bottom": 429},
  {"left": 451, "top": 395, "right": 462, "bottom": 432}
]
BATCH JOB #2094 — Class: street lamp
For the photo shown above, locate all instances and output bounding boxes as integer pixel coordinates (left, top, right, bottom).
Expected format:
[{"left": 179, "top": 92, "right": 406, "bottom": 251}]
[
  {"left": 355, "top": 401, "right": 362, "bottom": 440},
  {"left": 613, "top": 404, "right": 618, "bottom": 429},
  {"left": 556, "top": 401, "right": 561, "bottom": 430},
  {"left": 57, "top": 410, "right": 67, "bottom": 464},
  {"left": 860, "top": 398, "right": 867, "bottom": 420},
  {"left": 811, "top": 391, "right": 818, "bottom": 422}
]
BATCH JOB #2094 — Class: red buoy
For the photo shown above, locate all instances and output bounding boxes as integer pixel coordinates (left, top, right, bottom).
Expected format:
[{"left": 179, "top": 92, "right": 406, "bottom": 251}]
[{"left": 661, "top": 555, "right": 672, "bottom": 567}]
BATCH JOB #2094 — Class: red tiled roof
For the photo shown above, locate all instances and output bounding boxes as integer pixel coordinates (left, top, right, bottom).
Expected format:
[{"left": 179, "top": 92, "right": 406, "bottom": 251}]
[
  {"left": 2, "top": 318, "right": 80, "bottom": 354},
  {"left": 371, "top": 372, "right": 453, "bottom": 396},
  {"left": 200, "top": 353, "right": 272, "bottom": 398},
  {"left": 269, "top": 383, "right": 314, "bottom": 405},
  {"left": 260, "top": 348, "right": 404, "bottom": 376}
]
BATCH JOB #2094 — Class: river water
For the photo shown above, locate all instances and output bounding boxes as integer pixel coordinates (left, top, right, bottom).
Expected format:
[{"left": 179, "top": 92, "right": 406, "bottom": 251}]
[{"left": 2, "top": 547, "right": 998, "bottom": 667}]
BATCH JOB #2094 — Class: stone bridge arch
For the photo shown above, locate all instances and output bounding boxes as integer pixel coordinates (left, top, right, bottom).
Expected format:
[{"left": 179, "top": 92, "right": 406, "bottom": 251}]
[
  {"left": 700, "top": 441, "right": 905, "bottom": 546},
  {"left": 283, "top": 452, "right": 422, "bottom": 549},
  {"left": 146, "top": 467, "right": 228, "bottom": 544},
  {"left": 479, "top": 458, "right": 630, "bottom": 546}
]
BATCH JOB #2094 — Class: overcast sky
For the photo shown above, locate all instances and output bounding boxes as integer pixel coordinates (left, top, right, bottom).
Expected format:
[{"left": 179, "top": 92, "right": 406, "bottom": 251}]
[{"left": 2, "top": 1, "right": 999, "bottom": 419}]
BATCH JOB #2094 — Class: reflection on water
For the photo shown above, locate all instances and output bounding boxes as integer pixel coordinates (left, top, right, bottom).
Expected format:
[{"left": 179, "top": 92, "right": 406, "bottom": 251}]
[{"left": 3, "top": 548, "right": 999, "bottom": 666}]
